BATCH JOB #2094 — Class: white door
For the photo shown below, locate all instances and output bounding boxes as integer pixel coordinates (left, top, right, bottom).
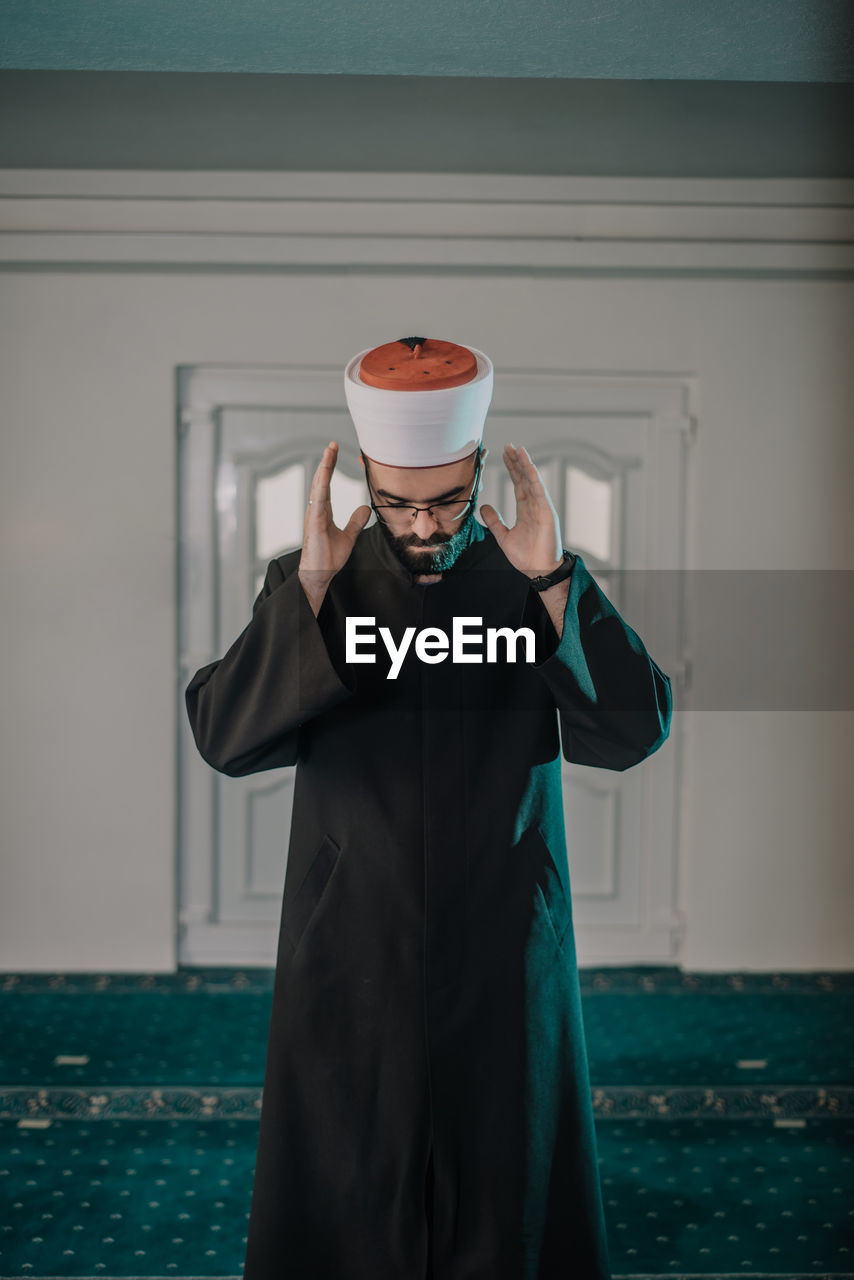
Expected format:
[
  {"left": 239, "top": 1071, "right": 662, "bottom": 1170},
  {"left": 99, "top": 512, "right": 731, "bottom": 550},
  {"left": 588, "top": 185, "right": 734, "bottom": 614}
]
[{"left": 178, "top": 364, "right": 687, "bottom": 966}]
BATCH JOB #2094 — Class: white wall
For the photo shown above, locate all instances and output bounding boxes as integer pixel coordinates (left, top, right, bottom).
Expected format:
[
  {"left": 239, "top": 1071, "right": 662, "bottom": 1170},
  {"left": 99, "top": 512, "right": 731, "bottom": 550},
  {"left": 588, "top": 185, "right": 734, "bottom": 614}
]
[{"left": 1, "top": 261, "right": 852, "bottom": 972}]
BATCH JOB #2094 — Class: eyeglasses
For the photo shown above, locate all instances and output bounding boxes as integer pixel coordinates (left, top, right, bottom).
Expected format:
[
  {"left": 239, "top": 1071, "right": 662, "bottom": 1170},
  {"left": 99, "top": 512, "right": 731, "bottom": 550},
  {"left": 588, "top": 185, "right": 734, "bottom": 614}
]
[{"left": 363, "top": 447, "right": 482, "bottom": 526}]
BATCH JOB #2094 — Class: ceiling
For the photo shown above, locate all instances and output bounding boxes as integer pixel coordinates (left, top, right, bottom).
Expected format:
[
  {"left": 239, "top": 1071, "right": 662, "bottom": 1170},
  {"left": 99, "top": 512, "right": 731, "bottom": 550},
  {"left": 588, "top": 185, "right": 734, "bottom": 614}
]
[{"left": 2, "top": 0, "right": 852, "bottom": 81}]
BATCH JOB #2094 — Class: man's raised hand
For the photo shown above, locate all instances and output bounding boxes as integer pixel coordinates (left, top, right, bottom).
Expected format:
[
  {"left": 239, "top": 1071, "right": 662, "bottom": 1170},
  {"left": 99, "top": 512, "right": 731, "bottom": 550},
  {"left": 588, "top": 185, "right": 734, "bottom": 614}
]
[
  {"left": 479, "top": 443, "right": 564, "bottom": 579},
  {"left": 298, "top": 442, "right": 372, "bottom": 610}
]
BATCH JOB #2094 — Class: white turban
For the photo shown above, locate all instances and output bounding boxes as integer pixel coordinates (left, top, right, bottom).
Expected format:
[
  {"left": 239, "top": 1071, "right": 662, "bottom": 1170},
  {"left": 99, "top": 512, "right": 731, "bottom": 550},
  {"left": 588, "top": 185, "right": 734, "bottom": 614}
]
[{"left": 344, "top": 342, "right": 494, "bottom": 468}]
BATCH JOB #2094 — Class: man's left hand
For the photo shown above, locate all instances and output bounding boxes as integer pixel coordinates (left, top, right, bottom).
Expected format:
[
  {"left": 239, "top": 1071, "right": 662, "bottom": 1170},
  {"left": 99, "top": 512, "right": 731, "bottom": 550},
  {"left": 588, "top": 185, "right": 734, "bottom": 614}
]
[{"left": 479, "top": 443, "right": 565, "bottom": 578}]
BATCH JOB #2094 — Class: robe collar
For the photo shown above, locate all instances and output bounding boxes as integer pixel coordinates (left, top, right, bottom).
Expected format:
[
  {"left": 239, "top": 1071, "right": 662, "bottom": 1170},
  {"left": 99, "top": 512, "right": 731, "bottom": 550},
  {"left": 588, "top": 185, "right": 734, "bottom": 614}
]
[{"left": 364, "top": 516, "right": 495, "bottom": 588}]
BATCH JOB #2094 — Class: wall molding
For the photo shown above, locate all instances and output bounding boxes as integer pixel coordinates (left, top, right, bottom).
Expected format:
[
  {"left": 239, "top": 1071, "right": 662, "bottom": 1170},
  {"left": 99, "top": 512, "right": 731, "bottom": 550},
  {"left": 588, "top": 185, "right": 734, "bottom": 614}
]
[{"left": 1, "top": 170, "right": 852, "bottom": 274}]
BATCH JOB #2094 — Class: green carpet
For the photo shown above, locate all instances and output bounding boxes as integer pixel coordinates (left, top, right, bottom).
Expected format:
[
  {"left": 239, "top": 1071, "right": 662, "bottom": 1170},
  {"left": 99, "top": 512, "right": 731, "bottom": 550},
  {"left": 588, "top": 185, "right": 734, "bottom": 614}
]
[{"left": 0, "top": 967, "right": 851, "bottom": 1278}]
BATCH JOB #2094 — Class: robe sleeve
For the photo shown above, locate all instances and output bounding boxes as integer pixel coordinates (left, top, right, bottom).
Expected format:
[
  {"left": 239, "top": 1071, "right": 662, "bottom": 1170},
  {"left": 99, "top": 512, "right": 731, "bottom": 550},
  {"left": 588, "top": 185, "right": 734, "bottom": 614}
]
[
  {"left": 520, "top": 552, "right": 673, "bottom": 772},
  {"left": 185, "top": 556, "right": 356, "bottom": 777}
]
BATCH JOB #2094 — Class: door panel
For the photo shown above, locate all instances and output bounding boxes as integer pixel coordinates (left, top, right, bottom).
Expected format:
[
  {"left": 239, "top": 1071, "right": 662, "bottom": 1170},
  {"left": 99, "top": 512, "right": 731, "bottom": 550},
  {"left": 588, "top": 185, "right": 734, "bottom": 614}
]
[{"left": 217, "top": 411, "right": 368, "bottom": 927}]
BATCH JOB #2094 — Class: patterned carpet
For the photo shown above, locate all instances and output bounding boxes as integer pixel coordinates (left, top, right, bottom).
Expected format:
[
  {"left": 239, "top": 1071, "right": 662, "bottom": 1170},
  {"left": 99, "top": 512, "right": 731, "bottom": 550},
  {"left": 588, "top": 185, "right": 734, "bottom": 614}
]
[{"left": 1, "top": 967, "right": 852, "bottom": 1278}]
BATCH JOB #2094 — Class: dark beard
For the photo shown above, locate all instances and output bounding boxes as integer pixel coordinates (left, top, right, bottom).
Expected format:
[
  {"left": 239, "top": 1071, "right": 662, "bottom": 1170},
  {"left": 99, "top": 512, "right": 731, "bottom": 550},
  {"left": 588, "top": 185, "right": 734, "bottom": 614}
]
[{"left": 379, "top": 511, "right": 477, "bottom": 576}]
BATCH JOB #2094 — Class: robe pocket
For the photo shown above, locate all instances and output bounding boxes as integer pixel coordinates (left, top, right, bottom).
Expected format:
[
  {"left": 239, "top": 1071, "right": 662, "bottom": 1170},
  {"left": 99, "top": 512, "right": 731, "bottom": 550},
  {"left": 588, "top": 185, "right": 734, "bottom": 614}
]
[
  {"left": 527, "top": 826, "right": 572, "bottom": 952},
  {"left": 283, "top": 834, "right": 341, "bottom": 952}
]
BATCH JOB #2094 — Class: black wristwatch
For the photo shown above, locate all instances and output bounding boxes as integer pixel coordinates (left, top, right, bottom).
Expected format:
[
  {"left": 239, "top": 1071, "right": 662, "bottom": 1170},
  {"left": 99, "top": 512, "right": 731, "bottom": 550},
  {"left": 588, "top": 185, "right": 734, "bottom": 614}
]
[{"left": 528, "top": 549, "right": 576, "bottom": 592}]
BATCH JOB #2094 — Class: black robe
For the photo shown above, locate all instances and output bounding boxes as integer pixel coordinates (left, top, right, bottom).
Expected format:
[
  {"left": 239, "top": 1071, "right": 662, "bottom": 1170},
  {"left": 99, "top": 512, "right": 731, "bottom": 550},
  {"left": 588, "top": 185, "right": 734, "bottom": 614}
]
[{"left": 185, "top": 519, "right": 672, "bottom": 1280}]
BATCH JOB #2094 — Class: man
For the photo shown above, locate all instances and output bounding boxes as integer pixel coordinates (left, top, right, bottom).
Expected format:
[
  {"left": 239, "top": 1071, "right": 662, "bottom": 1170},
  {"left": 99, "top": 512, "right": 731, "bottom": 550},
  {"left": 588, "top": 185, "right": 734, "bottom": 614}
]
[{"left": 185, "top": 336, "right": 673, "bottom": 1280}]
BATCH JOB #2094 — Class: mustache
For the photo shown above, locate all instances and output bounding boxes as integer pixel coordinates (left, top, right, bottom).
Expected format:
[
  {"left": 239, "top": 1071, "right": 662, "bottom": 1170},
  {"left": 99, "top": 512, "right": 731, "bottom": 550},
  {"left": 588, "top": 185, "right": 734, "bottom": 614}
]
[{"left": 400, "top": 534, "right": 450, "bottom": 547}]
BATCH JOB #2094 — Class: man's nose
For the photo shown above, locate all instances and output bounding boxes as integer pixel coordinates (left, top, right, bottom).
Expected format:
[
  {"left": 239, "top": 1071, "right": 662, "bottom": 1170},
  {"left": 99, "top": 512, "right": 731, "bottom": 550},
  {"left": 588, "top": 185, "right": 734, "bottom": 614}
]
[{"left": 411, "top": 508, "right": 442, "bottom": 540}]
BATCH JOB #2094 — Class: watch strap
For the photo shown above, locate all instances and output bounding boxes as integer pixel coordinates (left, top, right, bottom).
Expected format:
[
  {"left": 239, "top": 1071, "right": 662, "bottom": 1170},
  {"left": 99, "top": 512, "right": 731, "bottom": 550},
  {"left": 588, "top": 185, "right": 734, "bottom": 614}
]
[{"left": 529, "top": 549, "right": 576, "bottom": 592}]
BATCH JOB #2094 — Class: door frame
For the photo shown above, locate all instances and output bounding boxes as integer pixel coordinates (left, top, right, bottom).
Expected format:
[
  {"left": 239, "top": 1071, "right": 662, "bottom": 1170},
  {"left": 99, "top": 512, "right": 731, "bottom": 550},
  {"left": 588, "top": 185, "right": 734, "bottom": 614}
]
[{"left": 177, "top": 362, "right": 693, "bottom": 965}]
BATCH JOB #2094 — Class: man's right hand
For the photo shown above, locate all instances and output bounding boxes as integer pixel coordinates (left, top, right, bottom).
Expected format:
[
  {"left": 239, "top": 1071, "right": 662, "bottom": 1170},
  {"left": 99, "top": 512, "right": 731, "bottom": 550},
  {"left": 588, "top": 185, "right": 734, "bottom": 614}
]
[{"left": 298, "top": 441, "right": 372, "bottom": 615}]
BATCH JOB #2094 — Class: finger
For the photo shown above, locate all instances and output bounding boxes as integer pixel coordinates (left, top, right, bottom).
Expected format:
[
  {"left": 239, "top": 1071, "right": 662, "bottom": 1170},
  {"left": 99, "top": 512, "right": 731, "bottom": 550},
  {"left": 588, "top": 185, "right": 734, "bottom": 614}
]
[
  {"left": 515, "top": 444, "right": 545, "bottom": 484},
  {"left": 479, "top": 503, "right": 509, "bottom": 543},
  {"left": 506, "top": 443, "right": 553, "bottom": 513},
  {"left": 506, "top": 443, "right": 540, "bottom": 487},
  {"left": 503, "top": 443, "right": 536, "bottom": 508},
  {"left": 343, "top": 504, "right": 372, "bottom": 541},
  {"left": 308, "top": 441, "right": 338, "bottom": 511}
]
